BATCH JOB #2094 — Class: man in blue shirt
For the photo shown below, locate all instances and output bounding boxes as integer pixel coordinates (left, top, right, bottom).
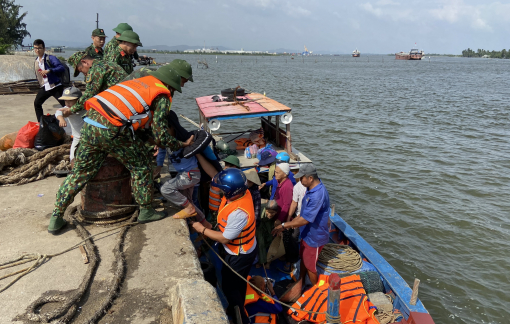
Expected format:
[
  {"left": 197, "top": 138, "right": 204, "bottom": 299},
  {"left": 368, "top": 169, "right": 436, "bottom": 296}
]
[{"left": 272, "top": 163, "right": 330, "bottom": 285}]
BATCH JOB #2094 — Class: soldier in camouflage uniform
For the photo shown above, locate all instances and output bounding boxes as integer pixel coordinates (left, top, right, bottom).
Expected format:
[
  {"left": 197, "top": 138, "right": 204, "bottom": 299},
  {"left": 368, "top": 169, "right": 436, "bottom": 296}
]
[
  {"left": 84, "top": 28, "right": 107, "bottom": 59},
  {"left": 104, "top": 30, "right": 141, "bottom": 75},
  {"left": 104, "top": 23, "right": 139, "bottom": 61},
  {"left": 58, "top": 52, "right": 127, "bottom": 117},
  {"left": 48, "top": 66, "right": 191, "bottom": 234}
]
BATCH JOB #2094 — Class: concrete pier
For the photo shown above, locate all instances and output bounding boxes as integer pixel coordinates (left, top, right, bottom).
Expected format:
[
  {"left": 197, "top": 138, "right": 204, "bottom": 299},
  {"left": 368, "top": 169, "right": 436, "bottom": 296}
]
[{"left": 0, "top": 94, "right": 227, "bottom": 323}]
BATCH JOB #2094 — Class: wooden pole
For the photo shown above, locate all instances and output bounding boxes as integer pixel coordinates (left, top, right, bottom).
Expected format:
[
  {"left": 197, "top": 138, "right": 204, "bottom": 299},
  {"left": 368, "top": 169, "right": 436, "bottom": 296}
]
[
  {"left": 286, "top": 123, "right": 292, "bottom": 155},
  {"left": 410, "top": 278, "right": 420, "bottom": 305},
  {"left": 327, "top": 273, "right": 341, "bottom": 324}
]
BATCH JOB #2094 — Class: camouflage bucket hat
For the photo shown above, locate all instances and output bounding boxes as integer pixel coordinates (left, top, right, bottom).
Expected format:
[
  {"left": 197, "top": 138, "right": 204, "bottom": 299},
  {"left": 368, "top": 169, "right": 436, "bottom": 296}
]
[
  {"left": 112, "top": 23, "right": 133, "bottom": 34},
  {"left": 92, "top": 28, "right": 107, "bottom": 37},
  {"left": 68, "top": 52, "right": 88, "bottom": 77},
  {"left": 148, "top": 67, "right": 182, "bottom": 93},
  {"left": 116, "top": 30, "right": 142, "bottom": 47},
  {"left": 168, "top": 59, "right": 193, "bottom": 82}
]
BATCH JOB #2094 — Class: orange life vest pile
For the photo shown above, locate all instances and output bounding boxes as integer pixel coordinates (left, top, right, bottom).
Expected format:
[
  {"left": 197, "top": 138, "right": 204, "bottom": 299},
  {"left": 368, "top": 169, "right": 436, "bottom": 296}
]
[
  {"left": 244, "top": 276, "right": 277, "bottom": 324},
  {"left": 288, "top": 274, "right": 380, "bottom": 324},
  {"left": 234, "top": 128, "right": 267, "bottom": 150}
]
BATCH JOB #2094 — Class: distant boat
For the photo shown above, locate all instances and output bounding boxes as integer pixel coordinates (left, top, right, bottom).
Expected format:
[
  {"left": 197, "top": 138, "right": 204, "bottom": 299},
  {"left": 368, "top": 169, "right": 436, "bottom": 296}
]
[
  {"left": 395, "top": 48, "right": 423, "bottom": 60},
  {"left": 352, "top": 49, "right": 360, "bottom": 57}
]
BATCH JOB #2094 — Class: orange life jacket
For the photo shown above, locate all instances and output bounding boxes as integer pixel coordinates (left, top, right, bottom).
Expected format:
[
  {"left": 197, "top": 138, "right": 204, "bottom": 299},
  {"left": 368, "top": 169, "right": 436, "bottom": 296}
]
[
  {"left": 245, "top": 276, "right": 277, "bottom": 324},
  {"left": 235, "top": 138, "right": 253, "bottom": 150},
  {"left": 217, "top": 190, "right": 256, "bottom": 255},
  {"left": 85, "top": 75, "right": 172, "bottom": 132},
  {"left": 209, "top": 186, "right": 221, "bottom": 212},
  {"left": 288, "top": 274, "right": 380, "bottom": 324}
]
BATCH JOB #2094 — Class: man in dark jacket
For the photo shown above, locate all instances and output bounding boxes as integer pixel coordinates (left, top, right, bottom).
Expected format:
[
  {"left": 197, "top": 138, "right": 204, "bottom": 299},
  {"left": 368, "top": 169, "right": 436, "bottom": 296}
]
[{"left": 33, "top": 39, "right": 65, "bottom": 122}]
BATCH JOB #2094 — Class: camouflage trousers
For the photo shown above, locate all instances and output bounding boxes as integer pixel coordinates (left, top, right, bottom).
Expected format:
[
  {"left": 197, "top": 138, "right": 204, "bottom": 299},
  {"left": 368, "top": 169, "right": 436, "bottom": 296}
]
[{"left": 52, "top": 123, "right": 153, "bottom": 217}]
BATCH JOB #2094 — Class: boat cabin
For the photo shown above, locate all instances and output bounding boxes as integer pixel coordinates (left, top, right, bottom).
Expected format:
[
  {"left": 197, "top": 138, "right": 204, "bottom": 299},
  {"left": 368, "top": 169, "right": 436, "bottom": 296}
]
[{"left": 195, "top": 91, "right": 312, "bottom": 172}]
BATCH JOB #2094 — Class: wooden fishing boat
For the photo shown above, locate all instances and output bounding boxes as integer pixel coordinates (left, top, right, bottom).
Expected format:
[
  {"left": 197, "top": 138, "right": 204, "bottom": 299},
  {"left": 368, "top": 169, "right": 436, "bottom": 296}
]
[{"left": 194, "top": 91, "right": 435, "bottom": 324}]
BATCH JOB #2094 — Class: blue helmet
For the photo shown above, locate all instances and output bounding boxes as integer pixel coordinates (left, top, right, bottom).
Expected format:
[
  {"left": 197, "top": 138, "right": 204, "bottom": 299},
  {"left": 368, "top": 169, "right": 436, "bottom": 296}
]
[
  {"left": 276, "top": 152, "right": 290, "bottom": 164},
  {"left": 212, "top": 168, "right": 248, "bottom": 199}
]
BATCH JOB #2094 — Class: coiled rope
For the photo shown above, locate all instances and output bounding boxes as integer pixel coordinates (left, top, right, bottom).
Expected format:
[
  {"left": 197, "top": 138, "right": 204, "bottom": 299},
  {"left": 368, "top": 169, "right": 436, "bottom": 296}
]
[
  {"left": 0, "top": 145, "right": 71, "bottom": 186},
  {"left": 317, "top": 244, "right": 363, "bottom": 273},
  {"left": 0, "top": 206, "right": 138, "bottom": 323}
]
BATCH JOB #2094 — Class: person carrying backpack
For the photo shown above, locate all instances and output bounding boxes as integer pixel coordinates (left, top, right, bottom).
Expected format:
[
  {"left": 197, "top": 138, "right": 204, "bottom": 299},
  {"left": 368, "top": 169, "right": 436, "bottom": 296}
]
[{"left": 33, "top": 39, "right": 69, "bottom": 122}]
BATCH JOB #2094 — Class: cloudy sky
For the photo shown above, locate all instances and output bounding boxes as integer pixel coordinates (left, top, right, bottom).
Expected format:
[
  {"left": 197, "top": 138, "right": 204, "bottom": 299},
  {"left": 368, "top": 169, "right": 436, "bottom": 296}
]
[{"left": 20, "top": 0, "right": 510, "bottom": 54}]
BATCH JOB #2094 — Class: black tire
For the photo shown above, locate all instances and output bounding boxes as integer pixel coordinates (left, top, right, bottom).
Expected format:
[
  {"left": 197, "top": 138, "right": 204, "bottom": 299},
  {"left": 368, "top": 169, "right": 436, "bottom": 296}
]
[{"left": 221, "top": 88, "right": 245, "bottom": 97}]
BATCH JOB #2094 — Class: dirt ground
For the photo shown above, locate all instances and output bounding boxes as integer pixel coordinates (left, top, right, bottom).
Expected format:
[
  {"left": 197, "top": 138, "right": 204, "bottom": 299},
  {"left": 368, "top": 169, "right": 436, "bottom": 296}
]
[{"left": 0, "top": 94, "right": 205, "bottom": 323}]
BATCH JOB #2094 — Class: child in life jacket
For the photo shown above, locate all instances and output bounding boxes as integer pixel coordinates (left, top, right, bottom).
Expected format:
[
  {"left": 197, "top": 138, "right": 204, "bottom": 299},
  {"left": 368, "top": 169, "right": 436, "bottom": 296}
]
[
  {"left": 55, "top": 86, "right": 85, "bottom": 166},
  {"left": 255, "top": 200, "right": 279, "bottom": 269},
  {"left": 245, "top": 275, "right": 282, "bottom": 324}
]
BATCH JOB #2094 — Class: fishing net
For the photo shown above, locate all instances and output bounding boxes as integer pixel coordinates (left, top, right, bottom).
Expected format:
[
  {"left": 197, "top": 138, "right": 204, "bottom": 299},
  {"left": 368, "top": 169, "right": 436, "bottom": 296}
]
[{"left": 358, "top": 271, "right": 384, "bottom": 294}]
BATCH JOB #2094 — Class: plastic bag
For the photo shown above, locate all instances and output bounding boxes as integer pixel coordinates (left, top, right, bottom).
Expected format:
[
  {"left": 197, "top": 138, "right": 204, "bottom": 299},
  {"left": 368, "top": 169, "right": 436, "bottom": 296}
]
[
  {"left": 0, "top": 132, "right": 18, "bottom": 151},
  {"left": 13, "top": 122, "right": 40, "bottom": 148},
  {"left": 34, "top": 115, "right": 66, "bottom": 151}
]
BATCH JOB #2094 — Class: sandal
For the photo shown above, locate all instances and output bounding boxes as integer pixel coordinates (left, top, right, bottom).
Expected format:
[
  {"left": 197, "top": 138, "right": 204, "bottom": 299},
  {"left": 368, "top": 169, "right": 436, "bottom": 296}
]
[{"left": 172, "top": 210, "right": 198, "bottom": 219}]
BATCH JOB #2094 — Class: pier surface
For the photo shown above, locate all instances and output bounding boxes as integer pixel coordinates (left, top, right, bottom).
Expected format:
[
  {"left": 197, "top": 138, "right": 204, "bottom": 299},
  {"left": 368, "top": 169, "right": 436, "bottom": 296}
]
[{"left": 0, "top": 94, "right": 227, "bottom": 323}]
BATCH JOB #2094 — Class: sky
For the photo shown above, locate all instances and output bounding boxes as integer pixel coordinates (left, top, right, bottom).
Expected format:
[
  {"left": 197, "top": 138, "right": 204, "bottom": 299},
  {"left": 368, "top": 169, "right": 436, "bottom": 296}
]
[{"left": 19, "top": 0, "right": 510, "bottom": 54}]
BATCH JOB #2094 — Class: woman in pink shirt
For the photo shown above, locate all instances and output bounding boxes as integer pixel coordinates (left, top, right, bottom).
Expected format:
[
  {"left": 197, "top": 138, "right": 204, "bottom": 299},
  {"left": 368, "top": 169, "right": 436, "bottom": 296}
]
[{"left": 273, "top": 163, "right": 294, "bottom": 225}]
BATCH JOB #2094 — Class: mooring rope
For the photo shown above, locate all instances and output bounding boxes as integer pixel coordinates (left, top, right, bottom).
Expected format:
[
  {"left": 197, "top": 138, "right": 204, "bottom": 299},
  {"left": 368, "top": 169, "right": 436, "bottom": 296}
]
[
  {"left": 0, "top": 145, "right": 71, "bottom": 186},
  {"left": 0, "top": 206, "right": 139, "bottom": 323}
]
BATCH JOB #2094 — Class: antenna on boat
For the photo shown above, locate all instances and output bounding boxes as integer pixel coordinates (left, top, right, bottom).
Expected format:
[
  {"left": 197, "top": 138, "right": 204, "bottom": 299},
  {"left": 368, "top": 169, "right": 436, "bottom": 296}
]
[{"left": 96, "top": 13, "right": 99, "bottom": 29}]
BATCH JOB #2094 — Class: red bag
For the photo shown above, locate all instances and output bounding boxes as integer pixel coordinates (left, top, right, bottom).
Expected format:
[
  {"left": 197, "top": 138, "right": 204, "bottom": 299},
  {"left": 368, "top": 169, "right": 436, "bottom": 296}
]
[{"left": 13, "top": 121, "right": 40, "bottom": 148}]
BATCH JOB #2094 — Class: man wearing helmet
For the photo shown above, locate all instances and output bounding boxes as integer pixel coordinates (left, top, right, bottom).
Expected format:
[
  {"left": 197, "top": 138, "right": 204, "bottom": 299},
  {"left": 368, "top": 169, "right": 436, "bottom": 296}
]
[{"left": 192, "top": 168, "right": 257, "bottom": 324}]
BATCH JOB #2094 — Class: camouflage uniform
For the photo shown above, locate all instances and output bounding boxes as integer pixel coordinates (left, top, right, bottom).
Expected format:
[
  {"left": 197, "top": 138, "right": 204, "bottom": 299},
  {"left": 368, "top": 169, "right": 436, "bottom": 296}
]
[
  {"left": 69, "top": 60, "right": 127, "bottom": 113},
  {"left": 52, "top": 95, "right": 182, "bottom": 218},
  {"left": 104, "top": 44, "right": 134, "bottom": 75},
  {"left": 104, "top": 37, "right": 139, "bottom": 62},
  {"left": 84, "top": 43, "right": 104, "bottom": 59}
]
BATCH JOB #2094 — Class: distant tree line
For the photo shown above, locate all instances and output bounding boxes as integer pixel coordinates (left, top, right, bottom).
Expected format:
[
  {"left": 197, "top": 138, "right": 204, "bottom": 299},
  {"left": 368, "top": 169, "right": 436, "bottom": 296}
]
[{"left": 462, "top": 48, "right": 509, "bottom": 59}]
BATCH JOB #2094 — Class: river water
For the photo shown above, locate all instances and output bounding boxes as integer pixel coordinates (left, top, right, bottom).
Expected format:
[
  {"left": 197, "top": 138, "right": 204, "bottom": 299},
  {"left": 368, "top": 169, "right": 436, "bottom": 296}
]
[{"left": 50, "top": 52, "right": 510, "bottom": 323}]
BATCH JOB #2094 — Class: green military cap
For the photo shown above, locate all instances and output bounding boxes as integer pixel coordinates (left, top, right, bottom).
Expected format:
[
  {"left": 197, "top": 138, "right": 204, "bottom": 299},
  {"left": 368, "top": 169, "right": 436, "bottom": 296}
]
[
  {"left": 222, "top": 155, "right": 240, "bottom": 168},
  {"left": 68, "top": 51, "right": 88, "bottom": 77},
  {"left": 112, "top": 23, "right": 133, "bottom": 34},
  {"left": 92, "top": 28, "right": 107, "bottom": 37},
  {"left": 117, "top": 30, "right": 142, "bottom": 47},
  {"left": 168, "top": 59, "right": 193, "bottom": 82},
  {"left": 148, "top": 67, "right": 182, "bottom": 93}
]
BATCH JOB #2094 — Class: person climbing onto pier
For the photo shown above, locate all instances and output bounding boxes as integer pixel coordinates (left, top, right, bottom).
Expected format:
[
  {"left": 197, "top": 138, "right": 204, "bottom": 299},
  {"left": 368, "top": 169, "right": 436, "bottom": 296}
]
[
  {"left": 48, "top": 67, "right": 192, "bottom": 234},
  {"left": 192, "top": 168, "right": 257, "bottom": 324},
  {"left": 271, "top": 163, "right": 330, "bottom": 286},
  {"left": 104, "top": 30, "right": 141, "bottom": 74},
  {"left": 84, "top": 28, "right": 106, "bottom": 59}
]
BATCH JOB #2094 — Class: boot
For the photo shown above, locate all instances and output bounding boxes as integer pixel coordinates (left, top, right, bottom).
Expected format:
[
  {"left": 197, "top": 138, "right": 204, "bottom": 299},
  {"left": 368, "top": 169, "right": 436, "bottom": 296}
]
[
  {"left": 138, "top": 207, "right": 168, "bottom": 224},
  {"left": 48, "top": 216, "right": 67, "bottom": 235}
]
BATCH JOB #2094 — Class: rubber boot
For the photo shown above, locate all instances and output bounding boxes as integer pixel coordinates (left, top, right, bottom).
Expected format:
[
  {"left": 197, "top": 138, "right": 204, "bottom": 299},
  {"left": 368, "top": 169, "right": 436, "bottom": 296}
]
[
  {"left": 48, "top": 216, "right": 67, "bottom": 235},
  {"left": 137, "top": 207, "right": 168, "bottom": 224}
]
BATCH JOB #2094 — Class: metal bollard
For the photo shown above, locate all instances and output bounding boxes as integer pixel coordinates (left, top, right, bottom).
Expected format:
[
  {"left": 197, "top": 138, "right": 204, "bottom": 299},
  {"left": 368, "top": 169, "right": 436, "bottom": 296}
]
[{"left": 327, "top": 273, "right": 341, "bottom": 323}]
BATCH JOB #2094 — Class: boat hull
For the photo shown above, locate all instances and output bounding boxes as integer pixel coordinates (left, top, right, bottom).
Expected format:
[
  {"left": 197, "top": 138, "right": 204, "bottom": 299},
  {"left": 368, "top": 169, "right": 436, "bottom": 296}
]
[
  {"left": 329, "top": 213, "right": 435, "bottom": 323},
  {"left": 352, "top": 54, "right": 360, "bottom": 57}
]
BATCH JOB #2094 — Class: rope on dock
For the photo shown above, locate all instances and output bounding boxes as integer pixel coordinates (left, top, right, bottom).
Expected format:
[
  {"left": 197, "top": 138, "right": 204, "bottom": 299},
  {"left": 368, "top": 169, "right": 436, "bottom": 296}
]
[
  {"left": 0, "top": 144, "right": 72, "bottom": 186},
  {"left": 0, "top": 206, "right": 139, "bottom": 323}
]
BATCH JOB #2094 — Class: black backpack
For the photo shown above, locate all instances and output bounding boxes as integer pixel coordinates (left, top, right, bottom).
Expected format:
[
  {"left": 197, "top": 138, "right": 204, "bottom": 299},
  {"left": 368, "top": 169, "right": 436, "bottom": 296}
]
[{"left": 45, "top": 54, "right": 71, "bottom": 86}]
